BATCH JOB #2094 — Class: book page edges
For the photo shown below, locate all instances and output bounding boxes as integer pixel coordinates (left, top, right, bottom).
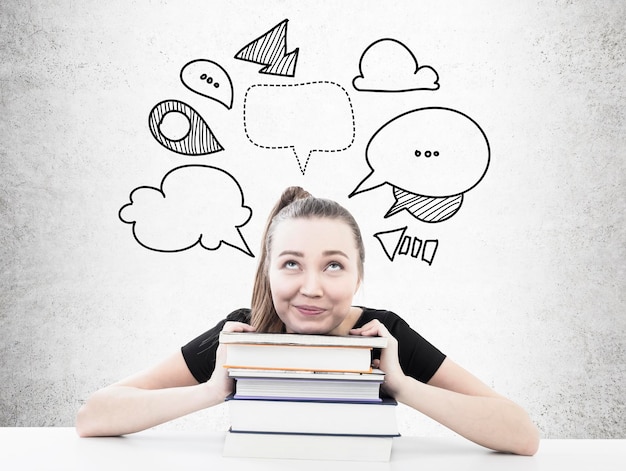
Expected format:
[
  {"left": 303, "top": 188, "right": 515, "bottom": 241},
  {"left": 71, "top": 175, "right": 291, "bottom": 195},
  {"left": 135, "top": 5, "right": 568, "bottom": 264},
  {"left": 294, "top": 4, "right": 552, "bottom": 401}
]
[
  {"left": 219, "top": 332, "right": 387, "bottom": 348},
  {"left": 223, "top": 365, "right": 373, "bottom": 373}
]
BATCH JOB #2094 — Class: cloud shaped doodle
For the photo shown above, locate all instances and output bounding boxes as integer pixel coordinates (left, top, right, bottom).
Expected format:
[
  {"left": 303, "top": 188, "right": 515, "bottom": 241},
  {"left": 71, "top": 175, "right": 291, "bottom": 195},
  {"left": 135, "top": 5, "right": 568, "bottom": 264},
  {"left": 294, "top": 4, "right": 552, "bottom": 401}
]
[
  {"left": 235, "top": 19, "right": 299, "bottom": 77},
  {"left": 353, "top": 38, "right": 439, "bottom": 92},
  {"left": 148, "top": 100, "right": 224, "bottom": 156},
  {"left": 180, "top": 59, "right": 234, "bottom": 109},
  {"left": 243, "top": 81, "right": 355, "bottom": 175},
  {"left": 119, "top": 165, "right": 253, "bottom": 256},
  {"left": 350, "top": 107, "right": 490, "bottom": 223}
]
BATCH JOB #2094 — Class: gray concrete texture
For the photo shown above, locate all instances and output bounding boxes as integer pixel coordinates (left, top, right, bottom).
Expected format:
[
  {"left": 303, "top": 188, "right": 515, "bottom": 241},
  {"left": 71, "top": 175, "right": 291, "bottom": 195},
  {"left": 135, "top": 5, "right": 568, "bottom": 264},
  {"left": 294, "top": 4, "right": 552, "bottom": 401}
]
[{"left": 1, "top": 1, "right": 624, "bottom": 438}]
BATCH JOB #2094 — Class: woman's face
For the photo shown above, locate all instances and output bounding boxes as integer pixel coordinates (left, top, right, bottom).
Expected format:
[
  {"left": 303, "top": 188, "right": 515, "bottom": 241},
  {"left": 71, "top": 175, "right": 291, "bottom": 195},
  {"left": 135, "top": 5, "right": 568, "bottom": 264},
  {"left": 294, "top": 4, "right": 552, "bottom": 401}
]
[{"left": 268, "top": 217, "right": 362, "bottom": 335}]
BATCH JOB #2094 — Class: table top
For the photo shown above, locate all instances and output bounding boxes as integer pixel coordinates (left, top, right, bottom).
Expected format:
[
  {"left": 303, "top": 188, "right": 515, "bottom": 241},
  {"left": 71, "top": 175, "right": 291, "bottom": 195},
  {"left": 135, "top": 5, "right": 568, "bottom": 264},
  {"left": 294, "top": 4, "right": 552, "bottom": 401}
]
[{"left": 1, "top": 427, "right": 624, "bottom": 470}]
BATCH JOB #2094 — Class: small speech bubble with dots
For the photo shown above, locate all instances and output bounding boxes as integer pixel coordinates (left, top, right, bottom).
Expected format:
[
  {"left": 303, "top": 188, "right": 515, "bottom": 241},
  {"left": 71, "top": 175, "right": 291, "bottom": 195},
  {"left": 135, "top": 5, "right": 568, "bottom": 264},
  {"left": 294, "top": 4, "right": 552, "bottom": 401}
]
[{"left": 180, "top": 59, "right": 234, "bottom": 109}]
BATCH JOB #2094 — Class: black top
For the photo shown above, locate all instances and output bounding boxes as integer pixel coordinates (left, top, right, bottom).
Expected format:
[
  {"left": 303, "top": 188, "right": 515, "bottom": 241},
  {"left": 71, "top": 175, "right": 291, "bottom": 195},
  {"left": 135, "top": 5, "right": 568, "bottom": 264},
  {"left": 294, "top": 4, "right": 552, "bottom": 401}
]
[{"left": 181, "top": 307, "right": 446, "bottom": 384}]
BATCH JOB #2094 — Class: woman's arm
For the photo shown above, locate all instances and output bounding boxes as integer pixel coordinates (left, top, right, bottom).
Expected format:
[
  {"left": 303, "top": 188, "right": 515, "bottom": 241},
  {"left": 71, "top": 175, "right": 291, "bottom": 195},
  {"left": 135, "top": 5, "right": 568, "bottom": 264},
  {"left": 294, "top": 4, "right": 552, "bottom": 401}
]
[
  {"left": 351, "top": 321, "right": 540, "bottom": 456},
  {"left": 395, "top": 358, "right": 540, "bottom": 456},
  {"left": 75, "top": 321, "right": 255, "bottom": 437},
  {"left": 75, "top": 351, "right": 217, "bottom": 437}
]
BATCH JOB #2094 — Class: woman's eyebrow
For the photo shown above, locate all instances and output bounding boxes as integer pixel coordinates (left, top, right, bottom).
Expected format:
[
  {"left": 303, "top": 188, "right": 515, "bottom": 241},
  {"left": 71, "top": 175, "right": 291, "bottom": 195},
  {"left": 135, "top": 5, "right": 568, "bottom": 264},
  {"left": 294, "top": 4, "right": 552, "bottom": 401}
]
[
  {"left": 323, "top": 250, "right": 349, "bottom": 259},
  {"left": 277, "top": 250, "right": 350, "bottom": 258},
  {"left": 277, "top": 250, "right": 304, "bottom": 257}
]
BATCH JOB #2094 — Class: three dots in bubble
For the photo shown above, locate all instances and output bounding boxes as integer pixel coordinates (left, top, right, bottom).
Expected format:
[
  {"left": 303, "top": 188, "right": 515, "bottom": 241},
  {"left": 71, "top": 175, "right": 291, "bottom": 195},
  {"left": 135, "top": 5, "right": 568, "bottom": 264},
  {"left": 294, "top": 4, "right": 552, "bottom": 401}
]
[
  {"left": 200, "top": 74, "right": 220, "bottom": 88},
  {"left": 414, "top": 150, "right": 439, "bottom": 158}
]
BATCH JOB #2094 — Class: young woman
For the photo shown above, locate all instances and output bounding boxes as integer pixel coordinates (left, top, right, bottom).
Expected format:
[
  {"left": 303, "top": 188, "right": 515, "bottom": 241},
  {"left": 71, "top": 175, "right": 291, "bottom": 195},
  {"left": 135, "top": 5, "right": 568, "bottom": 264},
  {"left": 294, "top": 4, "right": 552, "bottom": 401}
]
[{"left": 76, "top": 186, "right": 540, "bottom": 455}]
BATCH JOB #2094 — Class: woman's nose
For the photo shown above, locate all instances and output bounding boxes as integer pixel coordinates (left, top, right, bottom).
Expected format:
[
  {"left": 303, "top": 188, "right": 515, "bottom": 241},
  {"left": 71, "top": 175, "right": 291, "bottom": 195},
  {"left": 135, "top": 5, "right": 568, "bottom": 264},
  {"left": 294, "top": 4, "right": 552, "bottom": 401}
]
[{"left": 300, "top": 271, "right": 323, "bottom": 297}]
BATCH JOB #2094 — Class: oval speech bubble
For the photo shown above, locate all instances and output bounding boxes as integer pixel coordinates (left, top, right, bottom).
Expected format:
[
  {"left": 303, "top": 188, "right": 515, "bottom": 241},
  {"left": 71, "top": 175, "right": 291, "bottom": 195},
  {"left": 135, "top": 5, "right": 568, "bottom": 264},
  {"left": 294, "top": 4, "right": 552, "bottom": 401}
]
[{"left": 350, "top": 107, "right": 490, "bottom": 198}]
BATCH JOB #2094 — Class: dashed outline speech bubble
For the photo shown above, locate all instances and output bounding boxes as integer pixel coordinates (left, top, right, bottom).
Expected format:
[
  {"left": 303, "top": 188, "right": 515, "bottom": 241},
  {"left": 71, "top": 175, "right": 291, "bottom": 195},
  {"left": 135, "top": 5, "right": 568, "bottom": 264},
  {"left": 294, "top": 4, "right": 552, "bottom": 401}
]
[
  {"left": 119, "top": 165, "right": 253, "bottom": 257},
  {"left": 243, "top": 81, "right": 356, "bottom": 175}
]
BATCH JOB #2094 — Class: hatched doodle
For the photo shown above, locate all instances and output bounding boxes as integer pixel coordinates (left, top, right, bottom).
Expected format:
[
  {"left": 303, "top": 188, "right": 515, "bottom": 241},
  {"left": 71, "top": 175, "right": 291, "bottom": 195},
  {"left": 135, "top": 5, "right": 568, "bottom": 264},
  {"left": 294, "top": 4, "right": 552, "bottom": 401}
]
[
  {"left": 235, "top": 19, "right": 299, "bottom": 77},
  {"left": 148, "top": 99, "right": 224, "bottom": 156},
  {"left": 385, "top": 188, "right": 464, "bottom": 223}
]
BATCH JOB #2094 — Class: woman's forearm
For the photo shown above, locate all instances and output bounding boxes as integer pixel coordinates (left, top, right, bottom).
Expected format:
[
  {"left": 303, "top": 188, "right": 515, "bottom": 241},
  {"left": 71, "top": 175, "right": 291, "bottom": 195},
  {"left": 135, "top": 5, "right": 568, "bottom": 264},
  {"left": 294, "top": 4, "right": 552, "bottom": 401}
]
[
  {"left": 75, "top": 381, "right": 223, "bottom": 437},
  {"left": 395, "top": 376, "right": 540, "bottom": 456}
]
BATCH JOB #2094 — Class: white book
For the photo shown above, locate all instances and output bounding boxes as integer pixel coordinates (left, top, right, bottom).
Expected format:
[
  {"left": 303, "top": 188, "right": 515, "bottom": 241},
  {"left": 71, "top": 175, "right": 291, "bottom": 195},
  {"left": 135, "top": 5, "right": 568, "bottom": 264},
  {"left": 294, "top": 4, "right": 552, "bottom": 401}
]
[
  {"left": 223, "top": 430, "right": 396, "bottom": 462},
  {"left": 224, "top": 343, "right": 374, "bottom": 373},
  {"left": 227, "top": 396, "right": 399, "bottom": 436},
  {"left": 220, "top": 332, "right": 386, "bottom": 373},
  {"left": 230, "top": 368, "right": 385, "bottom": 402},
  {"left": 219, "top": 331, "right": 388, "bottom": 348}
]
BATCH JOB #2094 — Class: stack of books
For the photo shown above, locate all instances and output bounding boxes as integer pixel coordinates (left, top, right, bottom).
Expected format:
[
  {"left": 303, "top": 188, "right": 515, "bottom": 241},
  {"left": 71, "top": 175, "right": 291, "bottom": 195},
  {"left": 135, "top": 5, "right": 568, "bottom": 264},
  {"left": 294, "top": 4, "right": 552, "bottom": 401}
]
[{"left": 219, "top": 331, "right": 399, "bottom": 462}]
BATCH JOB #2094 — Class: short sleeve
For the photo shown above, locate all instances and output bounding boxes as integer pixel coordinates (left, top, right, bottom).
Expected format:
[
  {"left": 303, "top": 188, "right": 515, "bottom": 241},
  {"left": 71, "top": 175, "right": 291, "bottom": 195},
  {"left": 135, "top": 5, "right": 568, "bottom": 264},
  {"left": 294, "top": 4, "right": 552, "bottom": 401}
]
[
  {"left": 355, "top": 308, "right": 446, "bottom": 383},
  {"left": 181, "top": 308, "right": 251, "bottom": 383}
]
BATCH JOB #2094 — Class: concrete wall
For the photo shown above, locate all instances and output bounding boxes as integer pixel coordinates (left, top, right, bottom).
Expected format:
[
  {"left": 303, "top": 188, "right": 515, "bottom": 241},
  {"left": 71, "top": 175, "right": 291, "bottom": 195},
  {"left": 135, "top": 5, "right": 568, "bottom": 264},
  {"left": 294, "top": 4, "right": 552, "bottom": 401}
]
[{"left": 1, "top": 0, "right": 624, "bottom": 438}]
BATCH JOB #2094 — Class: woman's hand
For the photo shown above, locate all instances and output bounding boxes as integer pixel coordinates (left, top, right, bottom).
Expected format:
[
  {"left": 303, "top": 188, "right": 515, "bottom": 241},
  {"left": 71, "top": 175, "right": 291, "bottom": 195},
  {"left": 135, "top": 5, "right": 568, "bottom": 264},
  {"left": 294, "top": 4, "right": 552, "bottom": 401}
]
[
  {"left": 206, "top": 321, "right": 256, "bottom": 400},
  {"left": 349, "top": 320, "right": 408, "bottom": 398},
  {"left": 351, "top": 320, "right": 539, "bottom": 455}
]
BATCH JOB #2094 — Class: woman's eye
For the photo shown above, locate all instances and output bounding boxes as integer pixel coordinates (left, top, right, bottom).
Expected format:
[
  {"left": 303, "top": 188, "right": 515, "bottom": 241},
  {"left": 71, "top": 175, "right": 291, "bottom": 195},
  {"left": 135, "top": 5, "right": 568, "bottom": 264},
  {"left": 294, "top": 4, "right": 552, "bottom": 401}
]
[
  {"left": 284, "top": 261, "right": 299, "bottom": 270},
  {"left": 326, "top": 262, "right": 343, "bottom": 271}
]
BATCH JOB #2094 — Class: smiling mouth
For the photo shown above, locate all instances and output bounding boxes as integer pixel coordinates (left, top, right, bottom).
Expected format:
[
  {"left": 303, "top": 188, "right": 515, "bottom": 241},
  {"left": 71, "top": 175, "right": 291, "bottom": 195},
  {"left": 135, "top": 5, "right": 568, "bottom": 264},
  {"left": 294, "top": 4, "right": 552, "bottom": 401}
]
[{"left": 294, "top": 305, "right": 326, "bottom": 316}]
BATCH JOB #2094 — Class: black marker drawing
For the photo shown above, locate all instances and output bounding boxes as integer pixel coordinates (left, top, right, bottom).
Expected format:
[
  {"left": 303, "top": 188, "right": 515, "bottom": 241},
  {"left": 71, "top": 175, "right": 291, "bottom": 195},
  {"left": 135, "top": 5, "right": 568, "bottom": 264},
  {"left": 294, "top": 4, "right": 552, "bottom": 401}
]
[
  {"left": 385, "top": 187, "right": 464, "bottom": 223},
  {"left": 235, "top": 19, "right": 299, "bottom": 77},
  {"left": 119, "top": 165, "right": 253, "bottom": 257},
  {"left": 180, "top": 59, "right": 234, "bottom": 109},
  {"left": 243, "top": 81, "right": 356, "bottom": 175},
  {"left": 374, "top": 226, "right": 439, "bottom": 265},
  {"left": 353, "top": 38, "right": 439, "bottom": 92},
  {"left": 148, "top": 99, "right": 224, "bottom": 156},
  {"left": 350, "top": 107, "right": 490, "bottom": 223}
]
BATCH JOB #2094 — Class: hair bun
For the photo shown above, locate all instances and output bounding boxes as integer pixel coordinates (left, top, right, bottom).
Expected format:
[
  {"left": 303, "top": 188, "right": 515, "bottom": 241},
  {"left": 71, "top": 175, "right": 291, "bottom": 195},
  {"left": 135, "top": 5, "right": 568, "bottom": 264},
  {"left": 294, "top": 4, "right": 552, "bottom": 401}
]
[{"left": 278, "top": 186, "right": 312, "bottom": 210}]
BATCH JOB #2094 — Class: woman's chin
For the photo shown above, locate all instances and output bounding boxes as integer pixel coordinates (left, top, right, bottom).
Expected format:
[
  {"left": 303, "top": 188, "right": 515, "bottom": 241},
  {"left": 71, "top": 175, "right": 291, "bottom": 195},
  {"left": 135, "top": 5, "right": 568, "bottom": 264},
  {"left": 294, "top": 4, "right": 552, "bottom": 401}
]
[{"left": 286, "top": 322, "right": 333, "bottom": 335}]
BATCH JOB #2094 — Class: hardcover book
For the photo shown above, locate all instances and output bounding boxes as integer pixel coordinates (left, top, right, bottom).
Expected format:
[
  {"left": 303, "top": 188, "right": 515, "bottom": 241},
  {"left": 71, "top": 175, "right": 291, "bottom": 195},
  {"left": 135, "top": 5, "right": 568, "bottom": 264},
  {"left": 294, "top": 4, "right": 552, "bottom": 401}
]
[
  {"left": 220, "top": 331, "right": 395, "bottom": 461},
  {"left": 226, "top": 395, "right": 399, "bottom": 436},
  {"left": 230, "top": 368, "right": 385, "bottom": 402},
  {"left": 223, "top": 430, "right": 396, "bottom": 462},
  {"left": 219, "top": 331, "right": 388, "bottom": 348},
  {"left": 219, "top": 331, "right": 387, "bottom": 373}
]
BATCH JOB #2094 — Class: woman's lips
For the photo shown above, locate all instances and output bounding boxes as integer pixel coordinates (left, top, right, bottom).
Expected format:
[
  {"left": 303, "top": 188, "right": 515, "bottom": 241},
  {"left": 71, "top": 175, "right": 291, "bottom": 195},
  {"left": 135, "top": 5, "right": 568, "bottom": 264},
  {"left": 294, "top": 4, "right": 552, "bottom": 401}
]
[{"left": 294, "top": 305, "right": 326, "bottom": 316}]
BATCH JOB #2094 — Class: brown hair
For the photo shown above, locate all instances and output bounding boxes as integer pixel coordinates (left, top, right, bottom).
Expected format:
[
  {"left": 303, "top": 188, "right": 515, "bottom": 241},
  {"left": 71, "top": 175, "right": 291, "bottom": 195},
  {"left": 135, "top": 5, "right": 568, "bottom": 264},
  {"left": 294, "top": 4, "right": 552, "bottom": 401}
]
[{"left": 250, "top": 186, "right": 365, "bottom": 332}]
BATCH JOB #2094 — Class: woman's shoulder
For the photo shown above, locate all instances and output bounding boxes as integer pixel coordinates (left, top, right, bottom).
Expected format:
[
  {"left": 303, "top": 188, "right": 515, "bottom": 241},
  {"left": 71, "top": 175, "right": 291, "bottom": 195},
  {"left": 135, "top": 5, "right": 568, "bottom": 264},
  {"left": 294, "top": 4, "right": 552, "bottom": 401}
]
[
  {"left": 225, "top": 308, "right": 252, "bottom": 323},
  {"left": 354, "top": 306, "right": 405, "bottom": 328}
]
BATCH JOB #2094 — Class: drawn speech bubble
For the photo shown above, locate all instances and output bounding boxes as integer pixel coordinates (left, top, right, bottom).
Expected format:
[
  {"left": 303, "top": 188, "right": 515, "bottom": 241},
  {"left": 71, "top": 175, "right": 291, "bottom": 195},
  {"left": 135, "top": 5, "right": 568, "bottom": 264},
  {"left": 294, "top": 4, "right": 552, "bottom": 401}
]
[
  {"left": 350, "top": 107, "right": 490, "bottom": 198},
  {"left": 119, "top": 165, "right": 253, "bottom": 256},
  {"left": 180, "top": 59, "right": 234, "bottom": 109},
  {"left": 243, "top": 81, "right": 355, "bottom": 175}
]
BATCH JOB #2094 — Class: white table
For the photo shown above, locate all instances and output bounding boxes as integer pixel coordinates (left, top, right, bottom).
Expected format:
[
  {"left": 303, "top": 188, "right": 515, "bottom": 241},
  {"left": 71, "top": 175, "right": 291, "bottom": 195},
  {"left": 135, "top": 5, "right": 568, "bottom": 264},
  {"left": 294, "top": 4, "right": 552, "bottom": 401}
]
[{"left": 1, "top": 428, "right": 624, "bottom": 470}]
